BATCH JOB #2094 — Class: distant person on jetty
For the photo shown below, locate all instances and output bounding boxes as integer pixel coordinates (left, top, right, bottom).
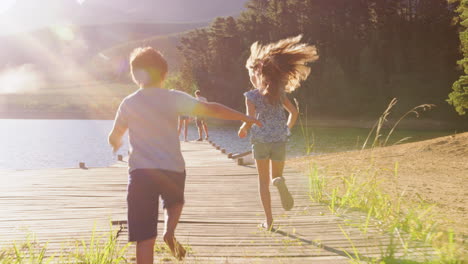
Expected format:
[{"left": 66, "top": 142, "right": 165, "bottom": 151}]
[
  {"left": 108, "top": 46, "right": 261, "bottom": 263},
  {"left": 194, "top": 90, "right": 210, "bottom": 141},
  {"left": 178, "top": 115, "right": 190, "bottom": 142},
  {"left": 238, "top": 35, "right": 318, "bottom": 230}
]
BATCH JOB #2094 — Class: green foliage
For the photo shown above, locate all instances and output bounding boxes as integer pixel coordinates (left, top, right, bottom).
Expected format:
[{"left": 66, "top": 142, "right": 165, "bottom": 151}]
[
  {"left": 307, "top": 164, "right": 465, "bottom": 263},
  {"left": 0, "top": 228, "right": 130, "bottom": 264},
  {"left": 164, "top": 72, "right": 197, "bottom": 93},
  {"left": 178, "top": 0, "right": 460, "bottom": 118},
  {"left": 0, "top": 235, "right": 52, "bottom": 264},
  {"left": 448, "top": 0, "right": 468, "bottom": 115},
  {"left": 71, "top": 226, "right": 129, "bottom": 264},
  {"left": 362, "top": 98, "right": 435, "bottom": 149},
  {"left": 448, "top": 76, "right": 468, "bottom": 115}
]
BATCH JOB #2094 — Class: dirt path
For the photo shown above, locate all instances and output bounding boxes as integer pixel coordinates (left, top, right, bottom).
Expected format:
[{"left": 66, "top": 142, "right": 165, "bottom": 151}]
[{"left": 289, "top": 132, "right": 468, "bottom": 235}]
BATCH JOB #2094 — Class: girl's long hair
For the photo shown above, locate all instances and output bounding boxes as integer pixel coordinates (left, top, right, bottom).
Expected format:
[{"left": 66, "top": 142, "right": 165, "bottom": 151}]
[{"left": 246, "top": 35, "right": 319, "bottom": 104}]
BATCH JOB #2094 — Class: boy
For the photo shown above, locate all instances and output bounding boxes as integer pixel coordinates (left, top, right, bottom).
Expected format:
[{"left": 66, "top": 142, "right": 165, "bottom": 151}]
[
  {"left": 194, "top": 90, "right": 209, "bottom": 141},
  {"left": 108, "top": 47, "right": 261, "bottom": 263}
]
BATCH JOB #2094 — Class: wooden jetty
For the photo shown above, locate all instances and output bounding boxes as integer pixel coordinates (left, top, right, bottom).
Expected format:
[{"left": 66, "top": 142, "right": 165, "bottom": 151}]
[{"left": 0, "top": 142, "right": 432, "bottom": 263}]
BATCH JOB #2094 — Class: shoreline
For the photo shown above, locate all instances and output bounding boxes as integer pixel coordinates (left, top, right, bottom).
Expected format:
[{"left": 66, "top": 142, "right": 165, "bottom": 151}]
[
  {"left": 1, "top": 112, "right": 467, "bottom": 131},
  {"left": 0, "top": 112, "right": 114, "bottom": 120}
]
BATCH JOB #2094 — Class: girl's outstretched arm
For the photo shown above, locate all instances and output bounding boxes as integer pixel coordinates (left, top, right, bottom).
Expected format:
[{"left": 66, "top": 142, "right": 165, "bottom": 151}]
[
  {"left": 238, "top": 98, "right": 256, "bottom": 138},
  {"left": 283, "top": 97, "right": 299, "bottom": 130}
]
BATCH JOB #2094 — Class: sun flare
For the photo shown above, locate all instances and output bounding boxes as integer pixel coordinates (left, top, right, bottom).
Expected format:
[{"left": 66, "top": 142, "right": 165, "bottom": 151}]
[
  {"left": 0, "top": 0, "right": 16, "bottom": 14},
  {"left": 0, "top": 64, "right": 44, "bottom": 94}
]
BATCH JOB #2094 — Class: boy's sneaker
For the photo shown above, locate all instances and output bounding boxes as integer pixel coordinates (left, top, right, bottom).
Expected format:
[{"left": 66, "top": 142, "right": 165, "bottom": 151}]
[{"left": 272, "top": 177, "right": 294, "bottom": 211}]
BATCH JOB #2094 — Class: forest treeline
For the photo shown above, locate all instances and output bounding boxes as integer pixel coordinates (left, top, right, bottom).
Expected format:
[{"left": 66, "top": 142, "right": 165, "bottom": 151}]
[{"left": 176, "top": 0, "right": 465, "bottom": 120}]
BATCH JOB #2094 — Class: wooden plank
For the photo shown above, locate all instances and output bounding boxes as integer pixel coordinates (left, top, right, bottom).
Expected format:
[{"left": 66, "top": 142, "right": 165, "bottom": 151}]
[{"left": 0, "top": 141, "right": 434, "bottom": 263}]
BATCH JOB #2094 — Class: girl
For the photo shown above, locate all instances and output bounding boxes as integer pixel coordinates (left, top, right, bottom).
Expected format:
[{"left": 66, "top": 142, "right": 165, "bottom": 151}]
[{"left": 238, "top": 35, "right": 318, "bottom": 230}]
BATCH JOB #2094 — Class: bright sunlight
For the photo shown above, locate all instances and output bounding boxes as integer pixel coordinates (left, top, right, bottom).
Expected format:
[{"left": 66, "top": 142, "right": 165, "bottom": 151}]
[{"left": 0, "top": 0, "right": 16, "bottom": 14}]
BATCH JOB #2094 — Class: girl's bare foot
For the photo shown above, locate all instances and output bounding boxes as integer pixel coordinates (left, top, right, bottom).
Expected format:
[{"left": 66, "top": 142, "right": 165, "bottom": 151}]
[{"left": 163, "top": 234, "right": 186, "bottom": 260}]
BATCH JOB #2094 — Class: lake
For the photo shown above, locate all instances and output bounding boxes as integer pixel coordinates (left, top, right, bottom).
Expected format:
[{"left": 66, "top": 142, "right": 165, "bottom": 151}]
[{"left": 0, "top": 119, "right": 456, "bottom": 170}]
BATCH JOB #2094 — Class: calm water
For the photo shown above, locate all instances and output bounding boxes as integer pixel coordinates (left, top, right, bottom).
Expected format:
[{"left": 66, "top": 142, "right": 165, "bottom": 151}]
[{"left": 0, "top": 119, "right": 455, "bottom": 170}]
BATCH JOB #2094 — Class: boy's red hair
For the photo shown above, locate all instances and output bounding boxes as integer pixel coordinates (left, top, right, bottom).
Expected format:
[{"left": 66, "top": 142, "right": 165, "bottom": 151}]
[{"left": 130, "top": 47, "right": 168, "bottom": 87}]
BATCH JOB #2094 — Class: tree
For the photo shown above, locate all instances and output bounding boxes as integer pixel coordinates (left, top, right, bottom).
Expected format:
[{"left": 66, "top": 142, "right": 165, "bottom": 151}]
[
  {"left": 177, "top": 0, "right": 461, "bottom": 120},
  {"left": 448, "top": 0, "right": 468, "bottom": 115}
]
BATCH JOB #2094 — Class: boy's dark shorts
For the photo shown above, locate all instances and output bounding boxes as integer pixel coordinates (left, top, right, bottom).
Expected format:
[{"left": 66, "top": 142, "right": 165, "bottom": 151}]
[{"left": 127, "top": 169, "right": 186, "bottom": 242}]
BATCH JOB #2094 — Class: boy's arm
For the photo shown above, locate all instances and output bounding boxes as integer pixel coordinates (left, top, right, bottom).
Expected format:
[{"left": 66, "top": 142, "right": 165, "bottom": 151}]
[
  {"left": 283, "top": 97, "right": 299, "bottom": 129},
  {"left": 108, "top": 123, "right": 127, "bottom": 153},
  {"left": 238, "top": 98, "right": 256, "bottom": 138},
  {"left": 108, "top": 102, "right": 128, "bottom": 153},
  {"left": 174, "top": 90, "right": 261, "bottom": 126},
  {"left": 193, "top": 101, "right": 261, "bottom": 127}
]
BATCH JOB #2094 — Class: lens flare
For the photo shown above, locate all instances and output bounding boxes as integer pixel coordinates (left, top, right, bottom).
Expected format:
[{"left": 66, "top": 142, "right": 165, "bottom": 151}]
[
  {"left": 51, "top": 24, "right": 75, "bottom": 41},
  {"left": 0, "top": 64, "right": 45, "bottom": 94},
  {"left": 0, "top": 0, "right": 16, "bottom": 14}
]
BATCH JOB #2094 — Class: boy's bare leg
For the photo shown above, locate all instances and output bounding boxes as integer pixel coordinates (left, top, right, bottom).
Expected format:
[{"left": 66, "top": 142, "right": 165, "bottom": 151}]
[
  {"left": 202, "top": 122, "right": 209, "bottom": 139},
  {"left": 136, "top": 237, "right": 156, "bottom": 264},
  {"left": 164, "top": 203, "right": 186, "bottom": 260},
  {"left": 256, "top": 159, "right": 273, "bottom": 229}
]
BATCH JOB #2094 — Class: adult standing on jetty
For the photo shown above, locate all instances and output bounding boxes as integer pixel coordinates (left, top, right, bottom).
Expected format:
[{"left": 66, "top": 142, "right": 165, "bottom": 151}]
[
  {"left": 238, "top": 35, "right": 318, "bottom": 230},
  {"left": 178, "top": 115, "right": 190, "bottom": 142},
  {"left": 108, "top": 46, "right": 261, "bottom": 263},
  {"left": 194, "top": 90, "right": 209, "bottom": 141}
]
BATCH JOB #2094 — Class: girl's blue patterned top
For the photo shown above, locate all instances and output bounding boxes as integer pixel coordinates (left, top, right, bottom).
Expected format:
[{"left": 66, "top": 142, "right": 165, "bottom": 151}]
[{"left": 244, "top": 89, "right": 288, "bottom": 143}]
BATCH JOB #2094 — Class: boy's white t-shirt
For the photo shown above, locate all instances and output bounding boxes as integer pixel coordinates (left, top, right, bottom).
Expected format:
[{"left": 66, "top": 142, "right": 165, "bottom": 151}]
[
  {"left": 114, "top": 88, "right": 199, "bottom": 173},
  {"left": 196, "top": 96, "right": 208, "bottom": 103}
]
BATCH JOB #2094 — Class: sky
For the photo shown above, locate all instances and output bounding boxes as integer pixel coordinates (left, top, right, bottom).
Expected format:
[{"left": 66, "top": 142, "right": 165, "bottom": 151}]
[{"left": 0, "top": 0, "right": 249, "bottom": 35}]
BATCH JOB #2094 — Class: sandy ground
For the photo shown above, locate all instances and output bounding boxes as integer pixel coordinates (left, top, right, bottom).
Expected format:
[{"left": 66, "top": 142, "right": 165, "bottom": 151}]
[{"left": 288, "top": 132, "right": 468, "bottom": 236}]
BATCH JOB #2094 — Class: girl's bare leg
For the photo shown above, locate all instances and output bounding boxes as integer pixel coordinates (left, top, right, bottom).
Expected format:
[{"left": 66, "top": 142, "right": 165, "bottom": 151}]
[
  {"left": 271, "top": 160, "right": 285, "bottom": 180},
  {"left": 255, "top": 159, "right": 273, "bottom": 229},
  {"left": 272, "top": 160, "right": 294, "bottom": 210}
]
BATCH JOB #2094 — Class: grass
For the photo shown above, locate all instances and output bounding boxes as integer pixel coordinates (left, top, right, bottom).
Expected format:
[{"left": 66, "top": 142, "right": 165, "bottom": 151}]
[
  {"left": 0, "top": 224, "right": 194, "bottom": 264},
  {"left": 308, "top": 162, "right": 465, "bottom": 263},
  {"left": 361, "top": 98, "right": 435, "bottom": 150},
  {"left": 304, "top": 99, "right": 465, "bottom": 263},
  {"left": 0, "top": 235, "right": 51, "bottom": 264},
  {"left": 0, "top": 226, "right": 129, "bottom": 264},
  {"left": 294, "top": 98, "right": 316, "bottom": 155}
]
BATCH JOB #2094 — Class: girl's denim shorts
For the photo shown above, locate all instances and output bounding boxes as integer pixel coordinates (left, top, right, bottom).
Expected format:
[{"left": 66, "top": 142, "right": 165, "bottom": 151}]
[{"left": 252, "top": 141, "right": 286, "bottom": 161}]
